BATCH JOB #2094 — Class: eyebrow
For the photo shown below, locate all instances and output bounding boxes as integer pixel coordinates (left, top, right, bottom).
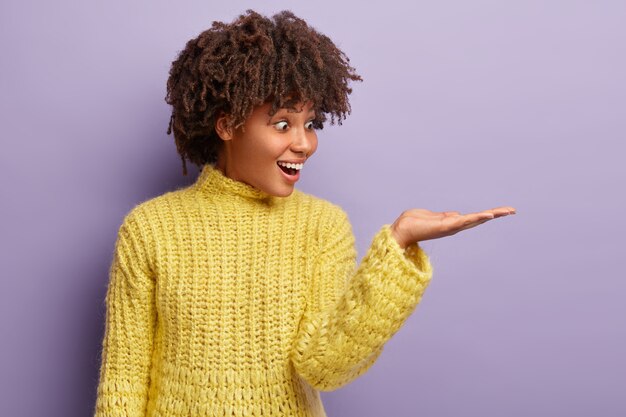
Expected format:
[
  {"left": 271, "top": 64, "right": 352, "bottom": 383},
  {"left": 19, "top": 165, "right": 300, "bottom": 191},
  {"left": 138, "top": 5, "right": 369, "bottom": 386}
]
[{"left": 272, "top": 109, "right": 316, "bottom": 118}]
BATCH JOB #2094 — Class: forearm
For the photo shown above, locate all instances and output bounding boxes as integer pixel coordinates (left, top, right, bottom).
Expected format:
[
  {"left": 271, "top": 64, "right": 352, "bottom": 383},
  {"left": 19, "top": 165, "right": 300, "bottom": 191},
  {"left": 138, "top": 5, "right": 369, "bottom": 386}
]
[{"left": 291, "top": 224, "right": 433, "bottom": 391}]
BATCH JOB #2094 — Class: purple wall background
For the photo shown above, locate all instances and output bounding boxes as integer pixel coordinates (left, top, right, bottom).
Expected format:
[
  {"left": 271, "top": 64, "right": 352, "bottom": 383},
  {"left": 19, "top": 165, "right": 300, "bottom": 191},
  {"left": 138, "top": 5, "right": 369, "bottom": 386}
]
[{"left": 1, "top": 1, "right": 624, "bottom": 416}]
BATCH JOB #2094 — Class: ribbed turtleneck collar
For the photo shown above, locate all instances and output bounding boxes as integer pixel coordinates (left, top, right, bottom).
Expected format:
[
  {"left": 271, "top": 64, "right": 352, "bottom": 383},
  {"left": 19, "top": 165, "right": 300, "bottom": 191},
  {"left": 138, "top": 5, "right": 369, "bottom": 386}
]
[{"left": 194, "top": 163, "right": 277, "bottom": 203}]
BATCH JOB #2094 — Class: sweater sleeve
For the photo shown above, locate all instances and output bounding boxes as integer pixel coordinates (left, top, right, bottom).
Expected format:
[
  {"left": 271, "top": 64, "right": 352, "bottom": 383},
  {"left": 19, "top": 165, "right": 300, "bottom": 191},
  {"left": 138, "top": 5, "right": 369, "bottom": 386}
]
[
  {"left": 93, "top": 210, "right": 157, "bottom": 417},
  {"left": 290, "top": 207, "right": 433, "bottom": 392}
]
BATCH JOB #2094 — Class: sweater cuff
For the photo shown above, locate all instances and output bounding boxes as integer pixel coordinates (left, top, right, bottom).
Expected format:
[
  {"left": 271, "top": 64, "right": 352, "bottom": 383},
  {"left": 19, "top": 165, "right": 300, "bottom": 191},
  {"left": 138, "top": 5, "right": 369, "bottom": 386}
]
[{"left": 363, "top": 225, "right": 433, "bottom": 313}]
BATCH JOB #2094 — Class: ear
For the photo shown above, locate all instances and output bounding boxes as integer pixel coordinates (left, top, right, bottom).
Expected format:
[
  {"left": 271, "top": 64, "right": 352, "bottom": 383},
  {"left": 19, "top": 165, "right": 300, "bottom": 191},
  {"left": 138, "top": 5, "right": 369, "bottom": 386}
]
[{"left": 215, "top": 112, "right": 234, "bottom": 141}]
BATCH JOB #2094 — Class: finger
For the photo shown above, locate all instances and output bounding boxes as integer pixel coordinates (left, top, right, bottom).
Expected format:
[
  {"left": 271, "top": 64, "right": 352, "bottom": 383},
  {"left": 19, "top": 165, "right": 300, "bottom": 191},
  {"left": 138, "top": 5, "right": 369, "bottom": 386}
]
[
  {"left": 457, "top": 217, "right": 491, "bottom": 232},
  {"left": 471, "top": 209, "right": 508, "bottom": 219},
  {"left": 485, "top": 206, "right": 516, "bottom": 216},
  {"left": 405, "top": 209, "right": 447, "bottom": 218},
  {"left": 453, "top": 214, "right": 492, "bottom": 234},
  {"left": 469, "top": 212, "right": 495, "bottom": 221},
  {"left": 409, "top": 209, "right": 464, "bottom": 217},
  {"left": 457, "top": 207, "right": 517, "bottom": 231},
  {"left": 444, "top": 212, "right": 492, "bottom": 231},
  {"left": 485, "top": 210, "right": 508, "bottom": 218}
]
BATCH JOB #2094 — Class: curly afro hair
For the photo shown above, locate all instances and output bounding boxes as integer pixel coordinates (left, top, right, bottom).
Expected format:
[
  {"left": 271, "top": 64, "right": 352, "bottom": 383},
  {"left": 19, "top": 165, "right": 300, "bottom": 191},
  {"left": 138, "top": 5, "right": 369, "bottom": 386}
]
[{"left": 165, "top": 9, "right": 362, "bottom": 175}]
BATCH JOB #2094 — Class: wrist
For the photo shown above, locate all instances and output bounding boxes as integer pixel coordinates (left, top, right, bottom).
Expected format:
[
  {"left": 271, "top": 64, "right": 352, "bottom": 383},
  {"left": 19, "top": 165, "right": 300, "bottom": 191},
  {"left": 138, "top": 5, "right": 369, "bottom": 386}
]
[{"left": 390, "top": 226, "right": 408, "bottom": 250}]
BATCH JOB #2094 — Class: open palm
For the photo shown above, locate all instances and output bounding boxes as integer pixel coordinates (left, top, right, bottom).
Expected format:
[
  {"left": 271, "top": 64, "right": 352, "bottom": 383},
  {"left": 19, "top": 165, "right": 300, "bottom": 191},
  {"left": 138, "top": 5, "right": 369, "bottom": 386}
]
[{"left": 390, "top": 206, "right": 517, "bottom": 249}]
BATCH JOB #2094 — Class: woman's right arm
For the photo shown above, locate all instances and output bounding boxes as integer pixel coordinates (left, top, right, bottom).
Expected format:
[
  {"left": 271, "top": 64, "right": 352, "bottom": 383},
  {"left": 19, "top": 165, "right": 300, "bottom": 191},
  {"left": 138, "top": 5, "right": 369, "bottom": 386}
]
[{"left": 93, "top": 209, "right": 157, "bottom": 417}]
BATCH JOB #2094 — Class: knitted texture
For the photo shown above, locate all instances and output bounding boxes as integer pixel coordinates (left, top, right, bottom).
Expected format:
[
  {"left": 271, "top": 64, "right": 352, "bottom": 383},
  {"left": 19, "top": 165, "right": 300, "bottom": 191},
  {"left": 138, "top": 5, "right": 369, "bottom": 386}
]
[{"left": 93, "top": 163, "right": 434, "bottom": 417}]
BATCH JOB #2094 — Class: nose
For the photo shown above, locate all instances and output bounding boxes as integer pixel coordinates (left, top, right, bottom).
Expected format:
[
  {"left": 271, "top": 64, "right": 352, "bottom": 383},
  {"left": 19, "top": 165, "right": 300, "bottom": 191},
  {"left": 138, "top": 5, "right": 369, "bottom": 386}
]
[{"left": 290, "top": 126, "right": 315, "bottom": 156}]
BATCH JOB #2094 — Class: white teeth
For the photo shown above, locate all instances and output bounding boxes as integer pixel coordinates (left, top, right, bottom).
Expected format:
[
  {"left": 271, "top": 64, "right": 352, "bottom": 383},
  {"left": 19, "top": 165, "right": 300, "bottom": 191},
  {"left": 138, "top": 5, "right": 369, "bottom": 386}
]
[{"left": 277, "top": 161, "right": 303, "bottom": 170}]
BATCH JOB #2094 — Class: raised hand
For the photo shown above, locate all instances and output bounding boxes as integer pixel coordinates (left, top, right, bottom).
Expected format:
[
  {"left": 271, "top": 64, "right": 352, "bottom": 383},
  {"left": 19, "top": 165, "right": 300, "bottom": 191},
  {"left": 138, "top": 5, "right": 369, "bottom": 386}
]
[{"left": 390, "top": 206, "right": 517, "bottom": 249}]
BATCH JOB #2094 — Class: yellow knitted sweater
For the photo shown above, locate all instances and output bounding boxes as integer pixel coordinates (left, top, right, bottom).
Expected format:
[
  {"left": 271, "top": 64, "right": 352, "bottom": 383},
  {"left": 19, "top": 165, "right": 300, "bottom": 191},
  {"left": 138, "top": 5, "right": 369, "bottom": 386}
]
[{"left": 93, "top": 163, "right": 433, "bottom": 417}]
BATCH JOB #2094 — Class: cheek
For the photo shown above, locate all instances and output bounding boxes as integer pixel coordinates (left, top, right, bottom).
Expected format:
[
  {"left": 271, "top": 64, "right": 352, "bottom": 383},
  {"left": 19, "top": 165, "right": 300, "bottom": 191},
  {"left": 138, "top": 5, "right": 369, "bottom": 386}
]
[
  {"left": 275, "top": 137, "right": 293, "bottom": 153},
  {"left": 311, "top": 136, "right": 319, "bottom": 154},
  {"left": 250, "top": 136, "right": 280, "bottom": 158}
]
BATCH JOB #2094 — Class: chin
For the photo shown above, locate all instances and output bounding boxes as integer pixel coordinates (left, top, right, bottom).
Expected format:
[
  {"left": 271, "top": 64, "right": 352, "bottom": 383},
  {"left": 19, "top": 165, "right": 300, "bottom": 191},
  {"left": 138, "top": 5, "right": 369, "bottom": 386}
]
[
  {"left": 273, "top": 188, "right": 294, "bottom": 197},
  {"left": 266, "top": 185, "right": 294, "bottom": 197}
]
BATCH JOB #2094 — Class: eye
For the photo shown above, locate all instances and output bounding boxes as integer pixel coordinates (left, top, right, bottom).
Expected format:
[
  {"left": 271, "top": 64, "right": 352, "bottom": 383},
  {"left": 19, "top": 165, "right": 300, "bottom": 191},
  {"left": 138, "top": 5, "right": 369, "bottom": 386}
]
[
  {"left": 305, "top": 120, "right": 315, "bottom": 130},
  {"left": 274, "top": 121, "right": 289, "bottom": 131}
]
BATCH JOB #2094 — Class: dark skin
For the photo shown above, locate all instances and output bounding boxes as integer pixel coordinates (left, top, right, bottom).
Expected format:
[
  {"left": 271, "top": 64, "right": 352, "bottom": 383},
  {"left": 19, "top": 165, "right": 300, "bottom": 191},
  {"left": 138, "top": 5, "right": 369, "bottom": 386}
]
[
  {"left": 214, "top": 101, "right": 517, "bottom": 248},
  {"left": 390, "top": 206, "right": 517, "bottom": 249}
]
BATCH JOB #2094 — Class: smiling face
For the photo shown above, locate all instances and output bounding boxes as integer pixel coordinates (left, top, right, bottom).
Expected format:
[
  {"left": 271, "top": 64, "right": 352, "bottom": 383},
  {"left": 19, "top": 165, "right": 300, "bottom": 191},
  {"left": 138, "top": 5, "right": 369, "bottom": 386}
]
[{"left": 214, "top": 100, "right": 319, "bottom": 197}]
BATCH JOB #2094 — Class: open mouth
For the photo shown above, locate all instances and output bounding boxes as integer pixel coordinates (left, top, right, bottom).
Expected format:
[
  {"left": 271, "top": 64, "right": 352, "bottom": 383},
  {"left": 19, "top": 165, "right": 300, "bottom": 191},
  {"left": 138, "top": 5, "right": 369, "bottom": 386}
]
[{"left": 277, "top": 163, "right": 298, "bottom": 176}]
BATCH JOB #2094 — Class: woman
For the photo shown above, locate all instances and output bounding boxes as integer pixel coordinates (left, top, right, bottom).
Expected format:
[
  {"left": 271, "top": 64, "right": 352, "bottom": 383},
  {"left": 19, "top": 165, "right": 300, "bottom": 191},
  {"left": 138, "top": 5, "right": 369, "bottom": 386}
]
[{"left": 93, "top": 9, "right": 515, "bottom": 417}]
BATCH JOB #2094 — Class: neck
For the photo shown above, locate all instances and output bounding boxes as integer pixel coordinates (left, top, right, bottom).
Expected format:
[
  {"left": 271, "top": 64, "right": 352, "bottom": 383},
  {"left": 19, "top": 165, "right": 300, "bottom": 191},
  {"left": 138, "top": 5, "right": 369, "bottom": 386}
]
[{"left": 194, "top": 163, "right": 279, "bottom": 205}]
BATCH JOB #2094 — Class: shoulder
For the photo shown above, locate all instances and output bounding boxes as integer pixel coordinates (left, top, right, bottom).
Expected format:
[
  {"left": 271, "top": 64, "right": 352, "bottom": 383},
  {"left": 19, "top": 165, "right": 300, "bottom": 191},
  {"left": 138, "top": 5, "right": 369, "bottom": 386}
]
[
  {"left": 122, "top": 189, "right": 175, "bottom": 220},
  {"left": 117, "top": 187, "right": 193, "bottom": 238}
]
